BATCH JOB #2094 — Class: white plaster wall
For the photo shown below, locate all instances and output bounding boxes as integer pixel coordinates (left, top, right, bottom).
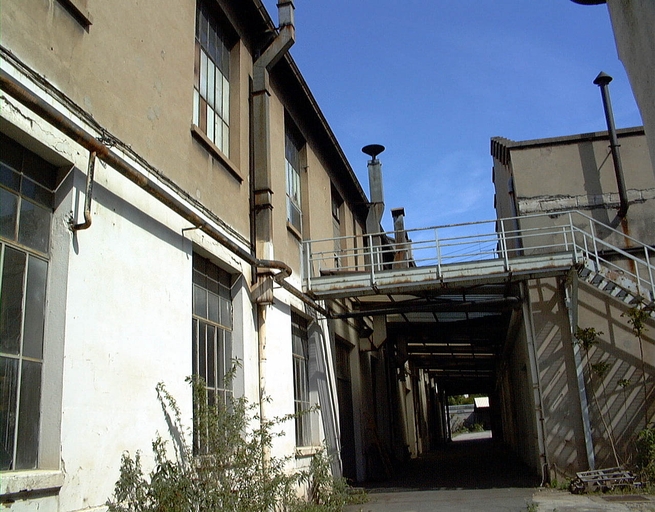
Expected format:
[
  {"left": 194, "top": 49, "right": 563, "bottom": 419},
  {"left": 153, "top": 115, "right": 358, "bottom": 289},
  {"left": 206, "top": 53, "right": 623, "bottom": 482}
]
[
  {"left": 59, "top": 164, "right": 195, "bottom": 511},
  {"left": 262, "top": 300, "right": 297, "bottom": 461}
]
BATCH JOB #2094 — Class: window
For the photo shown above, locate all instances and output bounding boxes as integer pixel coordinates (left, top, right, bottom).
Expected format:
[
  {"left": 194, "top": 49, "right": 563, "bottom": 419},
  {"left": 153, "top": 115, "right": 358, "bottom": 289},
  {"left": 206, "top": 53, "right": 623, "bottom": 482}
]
[
  {"left": 192, "top": 254, "right": 233, "bottom": 409},
  {"left": 1, "top": 133, "right": 56, "bottom": 471},
  {"left": 291, "top": 312, "right": 311, "bottom": 447},
  {"left": 194, "top": 0, "right": 231, "bottom": 157},
  {"left": 285, "top": 123, "right": 304, "bottom": 234}
]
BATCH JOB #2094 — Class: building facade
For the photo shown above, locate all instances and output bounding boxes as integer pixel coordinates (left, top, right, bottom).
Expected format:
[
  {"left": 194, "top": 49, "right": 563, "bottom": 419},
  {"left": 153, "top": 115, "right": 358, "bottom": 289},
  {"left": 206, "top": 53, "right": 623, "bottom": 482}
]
[
  {"left": 572, "top": 0, "right": 655, "bottom": 180},
  {"left": 0, "top": 1, "right": 383, "bottom": 509},
  {"left": 492, "top": 127, "right": 655, "bottom": 479}
]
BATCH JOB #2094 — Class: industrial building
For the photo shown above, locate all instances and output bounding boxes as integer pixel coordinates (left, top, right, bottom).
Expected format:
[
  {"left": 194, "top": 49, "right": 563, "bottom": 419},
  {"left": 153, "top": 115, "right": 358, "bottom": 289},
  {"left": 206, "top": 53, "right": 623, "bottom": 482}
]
[{"left": 1, "top": 0, "right": 654, "bottom": 510}]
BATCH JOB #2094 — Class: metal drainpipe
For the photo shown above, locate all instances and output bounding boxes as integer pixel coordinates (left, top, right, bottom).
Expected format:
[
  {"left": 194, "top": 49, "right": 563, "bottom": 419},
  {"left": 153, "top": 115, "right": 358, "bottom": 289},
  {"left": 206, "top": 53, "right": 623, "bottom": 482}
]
[
  {"left": 0, "top": 68, "right": 330, "bottom": 320},
  {"left": 594, "top": 71, "right": 629, "bottom": 218},
  {"left": 251, "top": 0, "right": 296, "bottom": 470},
  {"left": 521, "top": 282, "right": 549, "bottom": 485},
  {"left": 71, "top": 150, "right": 96, "bottom": 231}
]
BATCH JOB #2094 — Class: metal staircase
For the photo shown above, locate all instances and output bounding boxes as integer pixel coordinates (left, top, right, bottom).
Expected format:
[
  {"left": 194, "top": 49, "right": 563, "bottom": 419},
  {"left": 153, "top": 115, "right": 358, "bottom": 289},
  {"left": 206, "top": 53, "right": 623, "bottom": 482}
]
[{"left": 302, "top": 210, "right": 655, "bottom": 307}]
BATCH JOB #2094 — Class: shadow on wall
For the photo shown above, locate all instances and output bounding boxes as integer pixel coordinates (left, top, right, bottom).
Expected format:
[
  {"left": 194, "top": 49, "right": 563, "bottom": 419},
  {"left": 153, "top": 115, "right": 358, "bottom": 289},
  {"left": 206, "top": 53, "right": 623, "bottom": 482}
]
[
  {"left": 577, "top": 283, "right": 655, "bottom": 469},
  {"left": 530, "top": 277, "right": 588, "bottom": 478}
]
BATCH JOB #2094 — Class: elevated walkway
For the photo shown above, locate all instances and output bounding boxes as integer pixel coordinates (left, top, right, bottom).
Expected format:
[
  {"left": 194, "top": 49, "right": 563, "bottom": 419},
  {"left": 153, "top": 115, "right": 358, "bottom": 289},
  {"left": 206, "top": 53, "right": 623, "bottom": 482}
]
[{"left": 302, "top": 210, "right": 655, "bottom": 307}]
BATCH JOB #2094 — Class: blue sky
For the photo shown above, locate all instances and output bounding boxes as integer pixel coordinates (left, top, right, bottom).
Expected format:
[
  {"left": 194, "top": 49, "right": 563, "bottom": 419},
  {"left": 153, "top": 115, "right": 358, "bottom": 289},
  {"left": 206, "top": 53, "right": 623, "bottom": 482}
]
[{"left": 262, "top": 1, "right": 643, "bottom": 231}]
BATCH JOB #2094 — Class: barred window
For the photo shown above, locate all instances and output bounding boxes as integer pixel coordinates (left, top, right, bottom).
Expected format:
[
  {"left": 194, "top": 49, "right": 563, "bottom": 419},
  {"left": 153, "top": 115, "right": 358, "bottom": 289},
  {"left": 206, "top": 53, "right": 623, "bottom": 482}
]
[
  {"left": 192, "top": 254, "right": 233, "bottom": 409},
  {"left": 291, "top": 312, "right": 311, "bottom": 446}
]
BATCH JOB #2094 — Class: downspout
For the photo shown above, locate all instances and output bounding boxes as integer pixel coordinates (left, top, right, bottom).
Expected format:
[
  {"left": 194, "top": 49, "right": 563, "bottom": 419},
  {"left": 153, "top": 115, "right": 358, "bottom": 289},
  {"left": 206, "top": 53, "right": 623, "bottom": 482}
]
[
  {"left": 71, "top": 150, "right": 96, "bottom": 231},
  {"left": 250, "top": 1, "right": 296, "bottom": 468},
  {"left": 521, "top": 282, "right": 549, "bottom": 485}
]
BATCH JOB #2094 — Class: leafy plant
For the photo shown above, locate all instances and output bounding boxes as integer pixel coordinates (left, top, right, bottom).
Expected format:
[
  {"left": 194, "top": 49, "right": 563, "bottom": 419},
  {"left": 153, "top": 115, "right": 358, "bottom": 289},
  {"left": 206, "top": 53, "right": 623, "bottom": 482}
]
[
  {"left": 107, "top": 370, "right": 365, "bottom": 512},
  {"left": 636, "top": 426, "right": 655, "bottom": 485},
  {"left": 623, "top": 304, "right": 650, "bottom": 429},
  {"left": 575, "top": 326, "right": 620, "bottom": 467}
]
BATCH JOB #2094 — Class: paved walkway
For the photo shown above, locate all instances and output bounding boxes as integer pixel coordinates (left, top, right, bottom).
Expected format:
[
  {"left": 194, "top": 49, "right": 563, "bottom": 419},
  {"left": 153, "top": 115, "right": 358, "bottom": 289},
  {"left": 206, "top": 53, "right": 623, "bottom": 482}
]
[{"left": 344, "top": 434, "right": 655, "bottom": 512}]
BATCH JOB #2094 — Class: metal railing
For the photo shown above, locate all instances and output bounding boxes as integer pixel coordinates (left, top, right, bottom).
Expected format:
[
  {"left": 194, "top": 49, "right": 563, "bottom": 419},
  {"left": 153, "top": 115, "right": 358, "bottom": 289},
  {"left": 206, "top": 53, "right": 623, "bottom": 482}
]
[{"left": 302, "top": 210, "right": 655, "bottom": 303}]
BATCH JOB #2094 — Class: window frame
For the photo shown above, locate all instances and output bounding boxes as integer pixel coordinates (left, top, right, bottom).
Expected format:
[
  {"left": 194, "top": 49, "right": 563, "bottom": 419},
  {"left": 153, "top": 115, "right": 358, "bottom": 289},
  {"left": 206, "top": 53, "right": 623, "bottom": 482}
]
[
  {"left": 0, "top": 134, "right": 57, "bottom": 472},
  {"left": 291, "top": 312, "right": 313, "bottom": 448},
  {"left": 193, "top": 0, "right": 234, "bottom": 160},
  {"left": 191, "top": 253, "right": 234, "bottom": 411}
]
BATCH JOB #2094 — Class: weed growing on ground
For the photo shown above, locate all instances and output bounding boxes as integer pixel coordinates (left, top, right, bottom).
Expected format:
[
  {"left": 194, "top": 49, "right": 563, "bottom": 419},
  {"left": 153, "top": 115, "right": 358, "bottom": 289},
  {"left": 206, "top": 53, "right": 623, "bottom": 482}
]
[{"left": 107, "top": 372, "right": 366, "bottom": 511}]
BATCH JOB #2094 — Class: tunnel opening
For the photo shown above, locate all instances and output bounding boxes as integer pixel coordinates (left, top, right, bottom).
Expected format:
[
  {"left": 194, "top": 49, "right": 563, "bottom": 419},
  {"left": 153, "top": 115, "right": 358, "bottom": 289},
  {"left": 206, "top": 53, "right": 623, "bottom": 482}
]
[{"left": 353, "top": 282, "right": 544, "bottom": 488}]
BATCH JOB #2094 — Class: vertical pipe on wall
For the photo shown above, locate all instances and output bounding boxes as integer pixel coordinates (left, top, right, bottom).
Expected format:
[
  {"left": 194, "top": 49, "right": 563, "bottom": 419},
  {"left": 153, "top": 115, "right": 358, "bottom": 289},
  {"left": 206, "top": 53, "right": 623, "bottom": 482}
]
[
  {"left": 521, "top": 283, "right": 550, "bottom": 484},
  {"left": 594, "top": 71, "right": 629, "bottom": 218}
]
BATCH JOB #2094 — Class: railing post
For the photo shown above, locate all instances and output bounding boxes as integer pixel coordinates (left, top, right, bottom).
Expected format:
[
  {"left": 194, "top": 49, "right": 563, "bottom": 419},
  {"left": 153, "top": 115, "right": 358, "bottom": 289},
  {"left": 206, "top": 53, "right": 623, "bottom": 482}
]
[
  {"left": 567, "top": 212, "right": 577, "bottom": 262},
  {"left": 646, "top": 247, "right": 655, "bottom": 302},
  {"left": 304, "top": 241, "right": 312, "bottom": 291},
  {"left": 499, "top": 218, "right": 509, "bottom": 271},
  {"left": 368, "top": 233, "right": 376, "bottom": 286},
  {"left": 435, "top": 228, "right": 442, "bottom": 277},
  {"left": 589, "top": 219, "right": 600, "bottom": 273}
]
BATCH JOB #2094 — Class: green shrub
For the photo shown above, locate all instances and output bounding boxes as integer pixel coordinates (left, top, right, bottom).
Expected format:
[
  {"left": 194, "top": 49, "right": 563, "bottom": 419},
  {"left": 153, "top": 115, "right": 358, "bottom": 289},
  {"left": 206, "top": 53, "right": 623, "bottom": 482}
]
[
  {"left": 107, "top": 373, "right": 365, "bottom": 512},
  {"left": 636, "top": 426, "right": 655, "bottom": 484}
]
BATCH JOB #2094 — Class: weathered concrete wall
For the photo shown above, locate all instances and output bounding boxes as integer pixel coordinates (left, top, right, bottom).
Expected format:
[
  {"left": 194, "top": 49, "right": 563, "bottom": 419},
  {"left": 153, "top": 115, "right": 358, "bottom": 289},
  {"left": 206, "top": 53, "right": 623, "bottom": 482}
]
[
  {"left": 576, "top": 280, "right": 655, "bottom": 468},
  {"left": 528, "top": 277, "right": 589, "bottom": 478},
  {"left": 497, "top": 309, "right": 541, "bottom": 474},
  {"left": 493, "top": 129, "right": 655, "bottom": 248},
  {"left": 606, "top": 0, "right": 655, "bottom": 179}
]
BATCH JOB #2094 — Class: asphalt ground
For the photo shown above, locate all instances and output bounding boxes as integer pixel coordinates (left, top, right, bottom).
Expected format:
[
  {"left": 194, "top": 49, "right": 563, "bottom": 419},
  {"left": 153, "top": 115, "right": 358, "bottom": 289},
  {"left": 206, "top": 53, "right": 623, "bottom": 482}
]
[{"left": 344, "top": 432, "right": 655, "bottom": 512}]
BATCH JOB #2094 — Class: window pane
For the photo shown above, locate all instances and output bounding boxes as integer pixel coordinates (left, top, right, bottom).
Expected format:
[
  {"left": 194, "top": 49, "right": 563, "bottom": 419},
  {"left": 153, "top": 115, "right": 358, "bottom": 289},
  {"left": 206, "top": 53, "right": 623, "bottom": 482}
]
[
  {"left": 194, "top": 42, "right": 200, "bottom": 89},
  {"left": 216, "top": 330, "right": 224, "bottom": 391},
  {"left": 0, "top": 356, "right": 18, "bottom": 470},
  {"left": 199, "top": 8, "right": 208, "bottom": 47},
  {"left": 198, "top": 322, "right": 207, "bottom": 381},
  {"left": 200, "top": 51, "right": 208, "bottom": 99},
  {"left": 0, "top": 135, "right": 22, "bottom": 174},
  {"left": 18, "top": 200, "right": 50, "bottom": 254},
  {"left": 219, "top": 296, "right": 231, "bottom": 329},
  {"left": 206, "top": 325, "right": 215, "bottom": 388},
  {"left": 207, "top": 64, "right": 215, "bottom": 109},
  {"left": 207, "top": 292, "right": 219, "bottom": 324},
  {"left": 224, "top": 330, "right": 232, "bottom": 381},
  {"left": 208, "top": 22, "right": 217, "bottom": 64},
  {"left": 0, "top": 189, "right": 18, "bottom": 241},
  {"left": 15, "top": 360, "right": 41, "bottom": 470},
  {"left": 222, "top": 123, "right": 229, "bottom": 158},
  {"left": 206, "top": 105, "right": 215, "bottom": 144},
  {"left": 23, "top": 256, "right": 47, "bottom": 360},
  {"left": 222, "top": 77, "right": 229, "bottom": 123},
  {"left": 221, "top": 43, "right": 230, "bottom": 79},
  {"left": 20, "top": 178, "right": 53, "bottom": 209},
  {"left": 0, "top": 164, "right": 20, "bottom": 192},
  {"left": 215, "top": 74, "right": 223, "bottom": 119},
  {"left": 214, "top": 113, "right": 222, "bottom": 151},
  {"left": 192, "top": 318, "right": 198, "bottom": 375},
  {"left": 193, "top": 89, "right": 200, "bottom": 126},
  {"left": 1, "top": 247, "right": 26, "bottom": 355},
  {"left": 193, "top": 284, "right": 207, "bottom": 318}
]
